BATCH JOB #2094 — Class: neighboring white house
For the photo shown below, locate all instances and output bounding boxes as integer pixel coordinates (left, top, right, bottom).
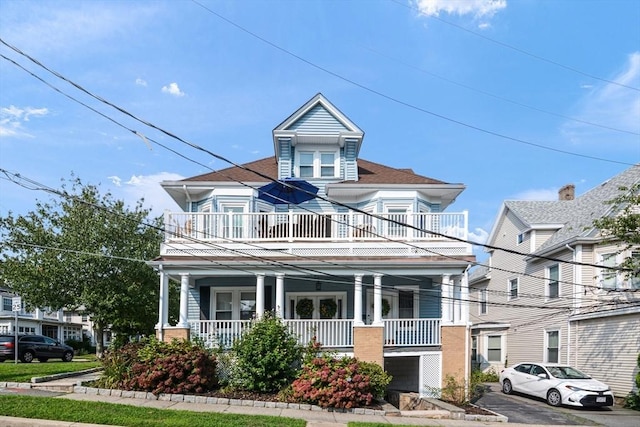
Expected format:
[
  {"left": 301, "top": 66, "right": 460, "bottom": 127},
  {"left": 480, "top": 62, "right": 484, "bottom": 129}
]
[
  {"left": 150, "top": 93, "right": 476, "bottom": 396},
  {"left": 0, "top": 288, "right": 84, "bottom": 343},
  {"left": 468, "top": 165, "right": 640, "bottom": 397}
]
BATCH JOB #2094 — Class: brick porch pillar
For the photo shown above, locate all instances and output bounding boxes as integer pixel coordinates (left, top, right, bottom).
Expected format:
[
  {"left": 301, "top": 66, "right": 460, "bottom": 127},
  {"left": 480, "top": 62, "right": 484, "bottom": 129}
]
[{"left": 354, "top": 325, "right": 384, "bottom": 367}]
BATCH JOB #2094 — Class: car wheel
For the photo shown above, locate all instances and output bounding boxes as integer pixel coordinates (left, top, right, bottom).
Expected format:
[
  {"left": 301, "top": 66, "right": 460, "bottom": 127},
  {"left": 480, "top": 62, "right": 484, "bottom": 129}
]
[
  {"left": 502, "top": 379, "right": 513, "bottom": 394},
  {"left": 20, "top": 350, "right": 34, "bottom": 363},
  {"left": 62, "top": 351, "right": 73, "bottom": 362},
  {"left": 38, "top": 358, "right": 49, "bottom": 363},
  {"left": 547, "top": 389, "right": 562, "bottom": 407}
]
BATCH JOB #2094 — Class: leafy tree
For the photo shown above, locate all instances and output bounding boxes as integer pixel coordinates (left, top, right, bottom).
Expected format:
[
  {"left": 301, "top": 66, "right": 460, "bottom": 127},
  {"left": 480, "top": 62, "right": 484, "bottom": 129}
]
[
  {"left": 592, "top": 183, "right": 640, "bottom": 279},
  {"left": 0, "top": 177, "right": 164, "bottom": 356}
]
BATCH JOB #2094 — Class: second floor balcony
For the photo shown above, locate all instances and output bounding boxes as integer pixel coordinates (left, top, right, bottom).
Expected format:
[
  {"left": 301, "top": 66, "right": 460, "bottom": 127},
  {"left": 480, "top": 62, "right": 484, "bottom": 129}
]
[{"left": 164, "top": 210, "right": 468, "bottom": 245}]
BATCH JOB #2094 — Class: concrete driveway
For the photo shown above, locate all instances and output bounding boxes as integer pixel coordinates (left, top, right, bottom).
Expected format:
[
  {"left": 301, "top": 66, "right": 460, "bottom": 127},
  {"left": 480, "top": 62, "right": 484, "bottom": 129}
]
[{"left": 474, "top": 383, "right": 639, "bottom": 427}]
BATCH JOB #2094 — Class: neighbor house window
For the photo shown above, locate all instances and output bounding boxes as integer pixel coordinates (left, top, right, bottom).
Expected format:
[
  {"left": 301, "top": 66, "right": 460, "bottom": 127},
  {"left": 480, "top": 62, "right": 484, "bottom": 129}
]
[
  {"left": 2, "top": 297, "right": 12, "bottom": 312},
  {"left": 517, "top": 233, "right": 525, "bottom": 244},
  {"left": 487, "top": 335, "right": 501, "bottom": 362},
  {"left": 471, "top": 336, "right": 478, "bottom": 363},
  {"left": 601, "top": 253, "right": 618, "bottom": 289},
  {"left": 631, "top": 251, "right": 640, "bottom": 289},
  {"left": 546, "top": 330, "right": 559, "bottom": 363},
  {"left": 508, "top": 278, "right": 519, "bottom": 300},
  {"left": 547, "top": 264, "right": 559, "bottom": 299},
  {"left": 479, "top": 289, "right": 487, "bottom": 315}
]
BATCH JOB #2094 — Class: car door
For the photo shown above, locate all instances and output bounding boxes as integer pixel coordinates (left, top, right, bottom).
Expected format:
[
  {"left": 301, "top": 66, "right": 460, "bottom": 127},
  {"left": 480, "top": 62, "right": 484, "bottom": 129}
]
[
  {"left": 42, "top": 336, "right": 62, "bottom": 358},
  {"left": 522, "top": 364, "right": 551, "bottom": 398},
  {"left": 508, "top": 363, "right": 532, "bottom": 392}
]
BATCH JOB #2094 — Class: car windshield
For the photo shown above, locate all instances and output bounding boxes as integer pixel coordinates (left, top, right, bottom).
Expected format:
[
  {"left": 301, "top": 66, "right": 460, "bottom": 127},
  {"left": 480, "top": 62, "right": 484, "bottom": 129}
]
[{"left": 546, "top": 366, "right": 591, "bottom": 379}]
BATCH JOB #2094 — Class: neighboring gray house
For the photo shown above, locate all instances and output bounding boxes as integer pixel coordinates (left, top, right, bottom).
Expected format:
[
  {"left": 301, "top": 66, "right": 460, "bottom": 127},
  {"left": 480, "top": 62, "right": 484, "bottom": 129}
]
[
  {"left": 150, "top": 93, "right": 475, "bottom": 396},
  {"left": 469, "top": 165, "right": 640, "bottom": 397}
]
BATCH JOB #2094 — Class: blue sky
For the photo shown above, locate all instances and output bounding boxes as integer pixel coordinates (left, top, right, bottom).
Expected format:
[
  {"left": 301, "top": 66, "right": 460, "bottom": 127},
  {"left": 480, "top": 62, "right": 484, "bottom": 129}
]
[{"left": 1, "top": 0, "right": 639, "bottom": 261}]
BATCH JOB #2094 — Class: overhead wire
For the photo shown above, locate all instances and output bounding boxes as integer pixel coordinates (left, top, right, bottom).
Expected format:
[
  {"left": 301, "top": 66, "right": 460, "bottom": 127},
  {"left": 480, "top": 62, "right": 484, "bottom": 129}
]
[
  {"left": 388, "top": 0, "right": 640, "bottom": 92},
  {"left": 1, "top": 41, "right": 635, "bottom": 274}
]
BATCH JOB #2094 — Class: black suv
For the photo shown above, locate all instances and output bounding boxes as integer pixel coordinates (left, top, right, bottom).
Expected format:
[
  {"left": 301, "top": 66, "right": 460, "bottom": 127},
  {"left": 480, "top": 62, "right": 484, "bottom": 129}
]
[{"left": 0, "top": 334, "right": 74, "bottom": 363}]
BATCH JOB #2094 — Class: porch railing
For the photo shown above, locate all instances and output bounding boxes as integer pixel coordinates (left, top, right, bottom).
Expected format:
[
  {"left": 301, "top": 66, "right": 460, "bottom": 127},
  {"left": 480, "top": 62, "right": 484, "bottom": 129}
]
[
  {"left": 189, "top": 318, "right": 441, "bottom": 349},
  {"left": 165, "top": 211, "right": 467, "bottom": 243}
]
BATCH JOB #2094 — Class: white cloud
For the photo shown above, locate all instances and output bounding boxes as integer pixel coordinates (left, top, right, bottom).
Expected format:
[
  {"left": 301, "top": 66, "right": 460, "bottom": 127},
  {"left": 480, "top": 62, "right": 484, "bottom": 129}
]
[
  {"left": 0, "top": 105, "right": 48, "bottom": 138},
  {"left": 109, "top": 172, "right": 184, "bottom": 217},
  {"left": 414, "top": 0, "right": 507, "bottom": 18},
  {"left": 161, "top": 82, "right": 185, "bottom": 97},
  {"left": 468, "top": 227, "right": 489, "bottom": 244},
  {"left": 135, "top": 78, "right": 148, "bottom": 87},
  {"left": 563, "top": 52, "right": 640, "bottom": 142}
]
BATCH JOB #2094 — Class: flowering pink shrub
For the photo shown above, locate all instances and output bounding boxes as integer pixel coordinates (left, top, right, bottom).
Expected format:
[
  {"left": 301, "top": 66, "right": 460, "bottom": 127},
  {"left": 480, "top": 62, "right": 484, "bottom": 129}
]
[{"left": 290, "top": 356, "right": 390, "bottom": 409}]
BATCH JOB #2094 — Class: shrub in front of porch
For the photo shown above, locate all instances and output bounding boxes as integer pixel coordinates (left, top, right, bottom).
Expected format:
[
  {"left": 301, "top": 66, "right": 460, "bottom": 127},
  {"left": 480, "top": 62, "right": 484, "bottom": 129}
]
[
  {"left": 288, "top": 356, "right": 392, "bottom": 409},
  {"left": 96, "top": 337, "right": 218, "bottom": 395},
  {"left": 228, "top": 311, "right": 303, "bottom": 393}
]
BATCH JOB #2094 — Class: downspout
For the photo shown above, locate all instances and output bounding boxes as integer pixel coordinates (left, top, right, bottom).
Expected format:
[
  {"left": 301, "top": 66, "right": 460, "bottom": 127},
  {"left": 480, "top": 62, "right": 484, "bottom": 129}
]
[{"left": 565, "top": 244, "right": 576, "bottom": 366}]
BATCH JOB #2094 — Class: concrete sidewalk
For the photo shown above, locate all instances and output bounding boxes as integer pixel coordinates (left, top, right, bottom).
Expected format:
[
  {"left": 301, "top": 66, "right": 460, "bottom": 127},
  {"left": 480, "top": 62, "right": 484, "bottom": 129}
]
[{"left": 0, "top": 371, "right": 595, "bottom": 427}]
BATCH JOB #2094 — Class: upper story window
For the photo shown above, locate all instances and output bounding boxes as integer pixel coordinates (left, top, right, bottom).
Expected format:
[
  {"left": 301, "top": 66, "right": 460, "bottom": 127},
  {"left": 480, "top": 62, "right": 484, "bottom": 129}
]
[
  {"left": 296, "top": 150, "right": 338, "bottom": 178},
  {"left": 508, "top": 278, "right": 519, "bottom": 300},
  {"left": 600, "top": 252, "right": 618, "bottom": 289},
  {"left": 517, "top": 232, "right": 526, "bottom": 244},
  {"left": 547, "top": 264, "right": 560, "bottom": 299},
  {"left": 479, "top": 288, "right": 488, "bottom": 315},
  {"left": 2, "top": 297, "right": 12, "bottom": 312}
]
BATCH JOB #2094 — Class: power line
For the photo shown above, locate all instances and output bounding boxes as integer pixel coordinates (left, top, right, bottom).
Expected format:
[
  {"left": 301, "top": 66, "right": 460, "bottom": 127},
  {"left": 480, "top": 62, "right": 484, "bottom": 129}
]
[
  {"left": 389, "top": 0, "right": 640, "bottom": 92},
  {"left": 1, "top": 41, "right": 636, "bottom": 273}
]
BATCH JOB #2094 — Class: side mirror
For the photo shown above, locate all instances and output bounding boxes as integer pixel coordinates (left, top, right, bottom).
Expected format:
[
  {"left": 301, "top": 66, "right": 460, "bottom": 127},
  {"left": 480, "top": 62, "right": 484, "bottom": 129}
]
[{"left": 537, "top": 373, "right": 547, "bottom": 379}]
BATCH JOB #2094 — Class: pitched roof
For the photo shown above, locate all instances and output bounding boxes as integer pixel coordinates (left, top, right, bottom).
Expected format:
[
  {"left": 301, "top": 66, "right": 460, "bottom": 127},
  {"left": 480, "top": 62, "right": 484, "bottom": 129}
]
[
  {"left": 180, "top": 156, "right": 449, "bottom": 185},
  {"left": 505, "top": 164, "right": 640, "bottom": 253}
]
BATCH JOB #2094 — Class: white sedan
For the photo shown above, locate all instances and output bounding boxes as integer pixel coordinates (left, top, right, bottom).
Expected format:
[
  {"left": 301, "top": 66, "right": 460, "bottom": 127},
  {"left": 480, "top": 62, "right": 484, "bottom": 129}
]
[{"left": 499, "top": 362, "right": 614, "bottom": 407}]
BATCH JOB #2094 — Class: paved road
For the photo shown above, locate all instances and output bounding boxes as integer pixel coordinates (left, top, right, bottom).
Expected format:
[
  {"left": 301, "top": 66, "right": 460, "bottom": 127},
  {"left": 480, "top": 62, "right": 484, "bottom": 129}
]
[{"left": 475, "top": 383, "right": 639, "bottom": 427}]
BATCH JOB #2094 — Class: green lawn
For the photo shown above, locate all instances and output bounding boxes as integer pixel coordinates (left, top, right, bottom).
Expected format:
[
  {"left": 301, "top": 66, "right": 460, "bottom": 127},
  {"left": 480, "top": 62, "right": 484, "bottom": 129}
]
[
  {"left": 0, "top": 359, "right": 102, "bottom": 382},
  {"left": 0, "top": 395, "right": 306, "bottom": 427}
]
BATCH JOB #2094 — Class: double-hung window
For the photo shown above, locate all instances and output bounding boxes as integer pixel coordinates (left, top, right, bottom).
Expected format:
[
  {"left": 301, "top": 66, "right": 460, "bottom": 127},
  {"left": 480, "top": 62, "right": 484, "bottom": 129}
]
[
  {"left": 547, "top": 264, "right": 559, "bottom": 299},
  {"left": 479, "top": 289, "right": 487, "bottom": 315},
  {"left": 601, "top": 253, "right": 618, "bottom": 289},
  {"left": 2, "top": 297, "right": 12, "bottom": 312},
  {"left": 296, "top": 150, "right": 337, "bottom": 178},
  {"left": 487, "top": 335, "right": 502, "bottom": 362},
  {"left": 508, "top": 278, "right": 519, "bottom": 300},
  {"left": 546, "top": 330, "right": 559, "bottom": 363}
]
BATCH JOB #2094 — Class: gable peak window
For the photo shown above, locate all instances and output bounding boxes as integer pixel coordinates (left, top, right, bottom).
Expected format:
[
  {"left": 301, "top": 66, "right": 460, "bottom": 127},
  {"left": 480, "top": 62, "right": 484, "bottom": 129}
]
[{"left": 296, "top": 150, "right": 338, "bottom": 178}]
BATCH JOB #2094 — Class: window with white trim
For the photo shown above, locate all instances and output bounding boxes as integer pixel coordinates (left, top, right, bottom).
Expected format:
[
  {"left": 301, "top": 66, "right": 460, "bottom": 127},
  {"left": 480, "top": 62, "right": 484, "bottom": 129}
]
[
  {"left": 630, "top": 251, "right": 640, "bottom": 289},
  {"left": 2, "top": 297, "right": 11, "bottom": 312},
  {"left": 508, "top": 278, "right": 519, "bottom": 300},
  {"left": 296, "top": 150, "right": 338, "bottom": 178},
  {"left": 600, "top": 252, "right": 618, "bottom": 289},
  {"left": 546, "top": 330, "right": 559, "bottom": 363},
  {"left": 487, "top": 335, "right": 502, "bottom": 362},
  {"left": 547, "top": 264, "right": 559, "bottom": 299},
  {"left": 479, "top": 288, "right": 487, "bottom": 315},
  {"left": 214, "top": 292, "right": 233, "bottom": 320}
]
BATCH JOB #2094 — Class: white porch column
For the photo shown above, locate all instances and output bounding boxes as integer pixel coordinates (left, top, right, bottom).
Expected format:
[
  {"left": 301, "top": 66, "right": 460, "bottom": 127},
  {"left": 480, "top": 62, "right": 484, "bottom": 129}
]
[
  {"left": 460, "top": 272, "right": 469, "bottom": 324},
  {"left": 373, "top": 274, "right": 383, "bottom": 325},
  {"left": 256, "top": 273, "right": 265, "bottom": 318},
  {"left": 156, "top": 266, "right": 169, "bottom": 333},
  {"left": 177, "top": 273, "right": 190, "bottom": 328},
  {"left": 354, "top": 274, "right": 364, "bottom": 326},
  {"left": 441, "top": 274, "right": 452, "bottom": 325},
  {"left": 275, "top": 273, "right": 285, "bottom": 318}
]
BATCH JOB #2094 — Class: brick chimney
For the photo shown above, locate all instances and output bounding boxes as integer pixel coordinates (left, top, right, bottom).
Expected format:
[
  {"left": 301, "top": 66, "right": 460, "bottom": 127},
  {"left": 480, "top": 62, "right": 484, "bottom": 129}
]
[{"left": 558, "top": 184, "right": 575, "bottom": 200}]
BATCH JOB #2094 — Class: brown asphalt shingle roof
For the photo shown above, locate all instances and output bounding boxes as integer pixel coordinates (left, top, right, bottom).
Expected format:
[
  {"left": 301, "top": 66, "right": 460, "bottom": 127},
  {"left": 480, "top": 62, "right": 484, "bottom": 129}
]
[{"left": 182, "top": 156, "right": 449, "bottom": 185}]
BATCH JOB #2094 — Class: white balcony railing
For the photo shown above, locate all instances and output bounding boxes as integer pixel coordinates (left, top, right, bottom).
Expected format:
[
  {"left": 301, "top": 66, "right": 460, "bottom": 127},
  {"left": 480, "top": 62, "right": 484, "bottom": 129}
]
[
  {"left": 165, "top": 211, "right": 467, "bottom": 243},
  {"left": 189, "top": 318, "right": 441, "bottom": 349}
]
